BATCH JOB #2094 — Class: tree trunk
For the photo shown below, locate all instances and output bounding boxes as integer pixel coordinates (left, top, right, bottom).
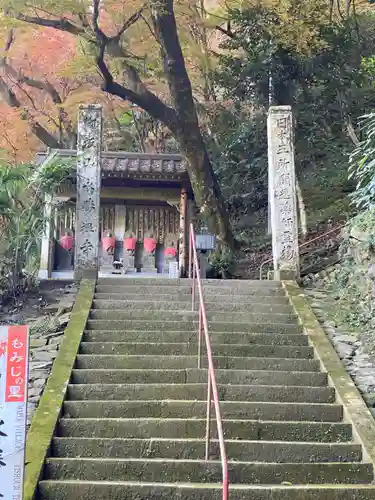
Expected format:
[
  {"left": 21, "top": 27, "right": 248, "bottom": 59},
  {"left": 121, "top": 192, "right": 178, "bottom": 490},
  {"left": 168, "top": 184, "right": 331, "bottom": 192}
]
[
  {"left": 177, "top": 130, "right": 234, "bottom": 248},
  {"left": 13, "top": 1, "right": 235, "bottom": 248},
  {"left": 150, "top": 0, "right": 234, "bottom": 248}
]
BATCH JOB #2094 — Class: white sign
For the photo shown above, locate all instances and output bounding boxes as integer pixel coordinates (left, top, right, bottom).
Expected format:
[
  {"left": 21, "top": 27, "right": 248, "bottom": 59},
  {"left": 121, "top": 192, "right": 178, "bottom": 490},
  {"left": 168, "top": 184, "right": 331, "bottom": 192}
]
[
  {"left": 0, "top": 325, "right": 29, "bottom": 500},
  {"left": 169, "top": 262, "right": 179, "bottom": 279}
]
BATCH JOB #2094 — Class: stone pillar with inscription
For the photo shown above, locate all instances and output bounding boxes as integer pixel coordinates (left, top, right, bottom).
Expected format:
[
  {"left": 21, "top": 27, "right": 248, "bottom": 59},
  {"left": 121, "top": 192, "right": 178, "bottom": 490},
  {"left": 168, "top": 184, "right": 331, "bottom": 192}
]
[
  {"left": 38, "top": 194, "right": 53, "bottom": 279},
  {"left": 267, "top": 105, "right": 299, "bottom": 280},
  {"left": 74, "top": 104, "right": 102, "bottom": 280}
]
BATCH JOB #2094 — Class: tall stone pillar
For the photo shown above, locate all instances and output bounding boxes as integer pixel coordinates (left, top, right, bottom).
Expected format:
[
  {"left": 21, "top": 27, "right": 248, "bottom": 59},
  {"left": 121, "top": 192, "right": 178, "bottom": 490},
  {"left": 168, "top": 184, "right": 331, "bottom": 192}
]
[
  {"left": 179, "top": 187, "right": 187, "bottom": 277},
  {"left": 38, "top": 194, "right": 53, "bottom": 279},
  {"left": 74, "top": 104, "right": 102, "bottom": 280},
  {"left": 267, "top": 105, "right": 299, "bottom": 280}
]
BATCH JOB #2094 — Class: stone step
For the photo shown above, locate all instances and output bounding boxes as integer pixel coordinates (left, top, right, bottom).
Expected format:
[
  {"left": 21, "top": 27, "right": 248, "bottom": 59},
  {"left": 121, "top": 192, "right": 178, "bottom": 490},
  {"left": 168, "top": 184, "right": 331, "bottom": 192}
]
[
  {"left": 95, "top": 285, "right": 286, "bottom": 296},
  {"left": 75, "top": 355, "right": 320, "bottom": 371},
  {"left": 82, "top": 330, "right": 310, "bottom": 346},
  {"left": 71, "top": 368, "right": 328, "bottom": 386},
  {"left": 51, "top": 438, "right": 360, "bottom": 462},
  {"left": 91, "top": 299, "right": 293, "bottom": 314},
  {"left": 78, "top": 342, "right": 314, "bottom": 359},
  {"left": 57, "top": 418, "right": 352, "bottom": 442},
  {"left": 92, "top": 298, "right": 292, "bottom": 316},
  {"left": 37, "top": 481, "right": 375, "bottom": 500},
  {"left": 66, "top": 383, "right": 335, "bottom": 403},
  {"left": 93, "top": 293, "right": 290, "bottom": 305},
  {"left": 85, "top": 320, "right": 302, "bottom": 334},
  {"left": 62, "top": 400, "right": 343, "bottom": 421},
  {"left": 44, "top": 458, "right": 373, "bottom": 485},
  {"left": 89, "top": 309, "right": 297, "bottom": 323},
  {"left": 96, "top": 278, "right": 283, "bottom": 288}
]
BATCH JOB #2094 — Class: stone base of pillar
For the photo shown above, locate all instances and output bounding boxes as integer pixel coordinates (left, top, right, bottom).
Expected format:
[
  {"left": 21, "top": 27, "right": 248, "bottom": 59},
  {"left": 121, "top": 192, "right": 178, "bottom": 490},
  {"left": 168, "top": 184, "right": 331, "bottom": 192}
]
[
  {"left": 38, "top": 269, "right": 49, "bottom": 280},
  {"left": 143, "top": 253, "right": 157, "bottom": 273},
  {"left": 275, "top": 269, "right": 298, "bottom": 280},
  {"left": 100, "top": 264, "right": 114, "bottom": 275},
  {"left": 123, "top": 253, "right": 136, "bottom": 274},
  {"left": 74, "top": 268, "right": 98, "bottom": 281}
]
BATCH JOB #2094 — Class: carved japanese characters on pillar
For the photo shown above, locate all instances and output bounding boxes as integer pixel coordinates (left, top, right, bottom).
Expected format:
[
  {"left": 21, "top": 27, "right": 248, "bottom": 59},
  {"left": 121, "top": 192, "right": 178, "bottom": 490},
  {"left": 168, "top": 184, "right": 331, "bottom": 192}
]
[
  {"left": 267, "top": 106, "right": 299, "bottom": 280},
  {"left": 74, "top": 104, "right": 102, "bottom": 280}
]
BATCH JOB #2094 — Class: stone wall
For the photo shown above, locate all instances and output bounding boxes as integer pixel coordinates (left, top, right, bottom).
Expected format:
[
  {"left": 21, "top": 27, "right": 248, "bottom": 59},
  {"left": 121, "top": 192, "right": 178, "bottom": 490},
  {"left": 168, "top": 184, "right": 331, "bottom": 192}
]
[{"left": 303, "top": 209, "right": 375, "bottom": 414}]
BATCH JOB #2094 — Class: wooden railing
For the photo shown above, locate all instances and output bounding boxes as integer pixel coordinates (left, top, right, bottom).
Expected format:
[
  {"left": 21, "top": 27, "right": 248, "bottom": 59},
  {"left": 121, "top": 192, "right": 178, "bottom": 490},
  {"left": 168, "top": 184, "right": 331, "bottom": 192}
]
[{"left": 188, "top": 224, "right": 229, "bottom": 500}]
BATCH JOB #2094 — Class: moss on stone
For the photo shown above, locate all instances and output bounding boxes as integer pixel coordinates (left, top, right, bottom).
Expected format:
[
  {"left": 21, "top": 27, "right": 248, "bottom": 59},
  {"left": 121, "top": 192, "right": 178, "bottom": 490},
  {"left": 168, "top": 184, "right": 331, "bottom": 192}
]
[
  {"left": 24, "top": 279, "right": 96, "bottom": 500},
  {"left": 283, "top": 280, "right": 375, "bottom": 466}
]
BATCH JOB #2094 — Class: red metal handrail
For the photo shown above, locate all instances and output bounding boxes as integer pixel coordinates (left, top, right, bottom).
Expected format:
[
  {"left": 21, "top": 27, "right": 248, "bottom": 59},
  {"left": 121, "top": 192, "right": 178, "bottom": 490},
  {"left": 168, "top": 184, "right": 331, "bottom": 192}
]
[{"left": 188, "top": 223, "right": 229, "bottom": 500}]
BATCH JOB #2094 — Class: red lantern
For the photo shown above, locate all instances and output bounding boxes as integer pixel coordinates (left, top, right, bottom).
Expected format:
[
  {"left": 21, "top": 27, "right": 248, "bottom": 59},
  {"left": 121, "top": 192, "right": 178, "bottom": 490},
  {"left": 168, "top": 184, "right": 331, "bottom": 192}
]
[
  {"left": 102, "top": 236, "right": 116, "bottom": 252},
  {"left": 59, "top": 234, "right": 73, "bottom": 251},
  {"left": 144, "top": 237, "right": 157, "bottom": 253},
  {"left": 123, "top": 237, "right": 137, "bottom": 251},
  {"left": 164, "top": 247, "right": 177, "bottom": 257}
]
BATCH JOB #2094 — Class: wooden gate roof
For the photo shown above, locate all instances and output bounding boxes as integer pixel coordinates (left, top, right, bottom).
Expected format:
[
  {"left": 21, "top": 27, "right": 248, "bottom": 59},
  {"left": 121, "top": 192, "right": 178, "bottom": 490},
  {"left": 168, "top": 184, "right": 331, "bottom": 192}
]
[{"left": 36, "top": 149, "right": 189, "bottom": 182}]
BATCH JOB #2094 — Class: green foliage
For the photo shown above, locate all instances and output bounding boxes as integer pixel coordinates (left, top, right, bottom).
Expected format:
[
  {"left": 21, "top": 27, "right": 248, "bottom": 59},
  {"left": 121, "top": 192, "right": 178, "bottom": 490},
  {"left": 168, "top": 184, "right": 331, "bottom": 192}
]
[
  {"left": 35, "top": 154, "right": 75, "bottom": 193},
  {"left": 349, "top": 113, "right": 375, "bottom": 210},
  {"left": 0, "top": 158, "right": 73, "bottom": 300},
  {"left": 323, "top": 210, "right": 375, "bottom": 334},
  {"left": 206, "top": 5, "right": 375, "bottom": 245},
  {"left": 208, "top": 247, "right": 236, "bottom": 278}
]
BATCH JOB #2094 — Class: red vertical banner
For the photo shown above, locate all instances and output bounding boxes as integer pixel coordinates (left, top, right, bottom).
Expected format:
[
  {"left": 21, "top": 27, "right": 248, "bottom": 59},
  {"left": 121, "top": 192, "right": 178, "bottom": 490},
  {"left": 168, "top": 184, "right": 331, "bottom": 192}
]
[{"left": 5, "top": 325, "right": 28, "bottom": 403}]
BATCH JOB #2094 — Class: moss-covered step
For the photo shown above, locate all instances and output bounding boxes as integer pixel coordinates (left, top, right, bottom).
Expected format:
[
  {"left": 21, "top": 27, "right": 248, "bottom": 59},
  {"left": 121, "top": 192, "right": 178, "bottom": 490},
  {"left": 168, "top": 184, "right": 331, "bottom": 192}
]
[
  {"left": 74, "top": 354, "right": 320, "bottom": 371},
  {"left": 50, "top": 438, "right": 360, "bottom": 462},
  {"left": 44, "top": 458, "right": 373, "bottom": 485},
  {"left": 89, "top": 309, "right": 297, "bottom": 323},
  {"left": 91, "top": 299, "right": 293, "bottom": 314},
  {"left": 93, "top": 292, "right": 291, "bottom": 304},
  {"left": 82, "top": 330, "right": 309, "bottom": 345},
  {"left": 66, "top": 383, "right": 334, "bottom": 403},
  {"left": 85, "top": 319, "right": 302, "bottom": 334},
  {"left": 61, "top": 400, "right": 343, "bottom": 421},
  {"left": 37, "top": 481, "right": 375, "bottom": 500},
  {"left": 71, "top": 368, "right": 328, "bottom": 386},
  {"left": 57, "top": 418, "right": 352, "bottom": 442},
  {"left": 95, "top": 278, "right": 283, "bottom": 288},
  {"left": 78, "top": 342, "right": 314, "bottom": 359},
  {"left": 23, "top": 280, "right": 96, "bottom": 500},
  {"left": 95, "top": 285, "right": 287, "bottom": 296}
]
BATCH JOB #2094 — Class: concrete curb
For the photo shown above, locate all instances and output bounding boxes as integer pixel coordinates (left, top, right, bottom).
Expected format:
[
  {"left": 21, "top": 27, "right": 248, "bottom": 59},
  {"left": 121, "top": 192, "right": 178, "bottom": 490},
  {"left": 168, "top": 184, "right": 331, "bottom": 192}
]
[
  {"left": 24, "top": 279, "right": 96, "bottom": 500},
  {"left": 283, "top": 280, "right": 375, "bottom": 470}
]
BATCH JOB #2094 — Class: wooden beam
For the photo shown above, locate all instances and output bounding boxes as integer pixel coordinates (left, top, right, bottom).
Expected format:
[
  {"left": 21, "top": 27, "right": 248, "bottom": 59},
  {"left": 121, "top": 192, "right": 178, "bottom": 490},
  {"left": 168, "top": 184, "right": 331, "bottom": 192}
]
[
  {"left": 179, "top": 187, "right": 187, "bottom": 277},
  {"left": 57, "top": 186, "right": 181, "bottom": 202}
]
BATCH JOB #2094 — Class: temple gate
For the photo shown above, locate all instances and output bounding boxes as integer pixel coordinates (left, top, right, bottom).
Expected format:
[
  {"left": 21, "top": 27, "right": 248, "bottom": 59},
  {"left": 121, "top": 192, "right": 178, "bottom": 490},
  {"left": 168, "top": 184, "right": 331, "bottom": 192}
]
[{"left": 37, "top": 105, "right": 193, "bottom": 279}]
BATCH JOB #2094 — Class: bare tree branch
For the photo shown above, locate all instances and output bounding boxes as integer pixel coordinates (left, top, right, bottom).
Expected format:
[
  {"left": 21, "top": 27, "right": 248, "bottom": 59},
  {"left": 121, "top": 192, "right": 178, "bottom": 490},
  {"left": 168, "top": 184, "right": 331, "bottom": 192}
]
[
  {"left": 113, "top": 4, "right": 147, "bottom": 42},
  {"left": 8, "top": 12, "right": 85, "bottom": 36},
  {"left": 1, "top": 54, "right": 76, "bottom": 146},
  {"left": 0, "top": 29, "right": 72, "bottom": 148},
  {"left": 215, "top": 24, "right": 236, "bottom": 39},
  {"left": 96, "top": 38, "right": 179, "bottom": 130}
]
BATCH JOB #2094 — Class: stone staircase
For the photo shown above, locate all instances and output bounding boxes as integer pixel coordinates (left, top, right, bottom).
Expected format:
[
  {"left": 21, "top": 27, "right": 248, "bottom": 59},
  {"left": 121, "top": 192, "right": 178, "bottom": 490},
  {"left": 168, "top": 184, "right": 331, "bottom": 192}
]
[{"left": 37, "top": 278, "right": 375, "bottom": 499}]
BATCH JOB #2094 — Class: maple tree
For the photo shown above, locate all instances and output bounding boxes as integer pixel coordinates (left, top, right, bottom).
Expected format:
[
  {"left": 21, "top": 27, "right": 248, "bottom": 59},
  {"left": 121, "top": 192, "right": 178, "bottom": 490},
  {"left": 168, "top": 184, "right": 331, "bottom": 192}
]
[{"left": 0, "top": 0, "right": 234, "bottom": 247}]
